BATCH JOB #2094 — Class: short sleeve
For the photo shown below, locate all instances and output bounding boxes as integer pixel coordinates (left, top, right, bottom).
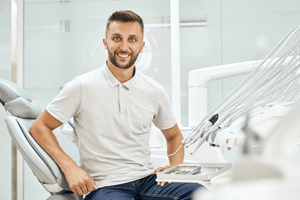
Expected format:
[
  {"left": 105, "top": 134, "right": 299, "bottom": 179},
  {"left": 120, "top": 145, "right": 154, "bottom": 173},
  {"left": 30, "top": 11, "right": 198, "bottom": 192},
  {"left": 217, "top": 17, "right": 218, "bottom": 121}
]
[
  {"left": 46, "top": 78, "right": 82, "bottom": 124},
  {"left": 153, "top": 86, "right": 177, "bottom": 130}
]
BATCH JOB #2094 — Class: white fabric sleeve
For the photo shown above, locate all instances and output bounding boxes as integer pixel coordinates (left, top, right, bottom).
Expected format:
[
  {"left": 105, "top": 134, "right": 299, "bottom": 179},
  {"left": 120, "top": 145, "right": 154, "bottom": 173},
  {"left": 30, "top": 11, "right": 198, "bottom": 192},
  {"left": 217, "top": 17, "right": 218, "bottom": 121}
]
[
  {"left": 46, "top": 78, "right": 82, "bottom": 124},
  {"left": 153, "top": 86, "right": 177, "bottom": 130}
]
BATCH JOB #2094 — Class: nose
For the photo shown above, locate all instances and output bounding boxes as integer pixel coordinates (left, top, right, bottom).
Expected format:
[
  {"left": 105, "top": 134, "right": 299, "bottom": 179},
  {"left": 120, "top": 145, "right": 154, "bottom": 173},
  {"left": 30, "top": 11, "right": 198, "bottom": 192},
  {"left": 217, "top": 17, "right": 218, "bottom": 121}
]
[{"left": 120, "top": 40, "right": 129, "bottom": 51}]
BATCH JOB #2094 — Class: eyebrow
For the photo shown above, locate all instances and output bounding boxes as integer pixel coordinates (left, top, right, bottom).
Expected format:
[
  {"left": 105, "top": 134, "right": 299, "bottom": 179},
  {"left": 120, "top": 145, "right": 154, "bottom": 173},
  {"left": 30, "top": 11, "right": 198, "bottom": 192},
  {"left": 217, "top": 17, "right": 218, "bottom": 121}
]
[{"left": 111, "top": 33, "right": 140, "bottom": 38}]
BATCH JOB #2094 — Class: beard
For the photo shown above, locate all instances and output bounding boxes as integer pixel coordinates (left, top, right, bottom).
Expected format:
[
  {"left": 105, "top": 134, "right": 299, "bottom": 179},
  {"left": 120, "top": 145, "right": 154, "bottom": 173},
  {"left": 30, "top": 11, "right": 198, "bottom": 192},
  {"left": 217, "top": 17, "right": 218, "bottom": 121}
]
[{"left": 107, "top": 47, "right": 140, "bottom": 69}]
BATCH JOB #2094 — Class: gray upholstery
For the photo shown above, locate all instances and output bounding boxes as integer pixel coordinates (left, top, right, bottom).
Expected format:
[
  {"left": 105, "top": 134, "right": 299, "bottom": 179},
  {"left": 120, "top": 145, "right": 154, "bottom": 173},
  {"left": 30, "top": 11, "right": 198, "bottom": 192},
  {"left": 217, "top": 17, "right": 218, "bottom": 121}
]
[
  {"left": 0, "top": 79, "right": 41, "bottom": 118},
  {"left": 6, "top": 117, "right": 58, "bottom": 183},
  {"left": 0, "top": 79, "right": 31, "bottom": 102},
  {"left": 0, "top": 79, "right": 82, "bottom": 199},
  {"left": 5, "top": 97, "right": 41, "bottom": 119}
]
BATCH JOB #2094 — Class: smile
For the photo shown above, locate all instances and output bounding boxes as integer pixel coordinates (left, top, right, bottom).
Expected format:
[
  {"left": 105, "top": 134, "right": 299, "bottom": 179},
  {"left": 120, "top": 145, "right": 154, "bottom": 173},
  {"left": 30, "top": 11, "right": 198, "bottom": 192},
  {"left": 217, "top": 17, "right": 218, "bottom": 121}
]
[{"left": 116, "top": 53, "right": 130, "bottom": 58}]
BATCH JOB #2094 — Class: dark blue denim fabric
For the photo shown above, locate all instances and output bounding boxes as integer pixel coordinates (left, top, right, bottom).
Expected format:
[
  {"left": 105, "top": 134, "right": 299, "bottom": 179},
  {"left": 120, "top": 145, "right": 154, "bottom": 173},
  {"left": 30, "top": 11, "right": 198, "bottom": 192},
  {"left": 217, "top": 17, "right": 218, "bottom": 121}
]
[{"left": 85, "top": 174, "right": 203, "bottom": 200}]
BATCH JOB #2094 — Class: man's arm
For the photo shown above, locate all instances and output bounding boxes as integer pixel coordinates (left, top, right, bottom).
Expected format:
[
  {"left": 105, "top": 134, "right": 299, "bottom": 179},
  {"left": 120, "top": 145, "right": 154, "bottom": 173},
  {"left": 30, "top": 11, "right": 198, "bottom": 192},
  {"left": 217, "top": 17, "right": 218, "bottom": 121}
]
[
  {"left": 162, "top": 123, "right": 184, "bottom": 166},
  {"left": 29, "top": 109, "right": 97, "bottom": 195},
  {"left": 154, "top": 123, "right": 184, "bottom": 186}
]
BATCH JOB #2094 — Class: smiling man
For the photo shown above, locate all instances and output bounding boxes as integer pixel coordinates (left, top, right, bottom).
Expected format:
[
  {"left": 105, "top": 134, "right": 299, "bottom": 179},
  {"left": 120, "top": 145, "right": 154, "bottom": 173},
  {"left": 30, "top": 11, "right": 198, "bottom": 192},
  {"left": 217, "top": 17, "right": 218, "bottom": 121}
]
[
  {"left": 105, "top": 20, "right": 144, "bottom": 70},
  {"left": 30, "top": 10, "right": 202, "bottom": 200}
]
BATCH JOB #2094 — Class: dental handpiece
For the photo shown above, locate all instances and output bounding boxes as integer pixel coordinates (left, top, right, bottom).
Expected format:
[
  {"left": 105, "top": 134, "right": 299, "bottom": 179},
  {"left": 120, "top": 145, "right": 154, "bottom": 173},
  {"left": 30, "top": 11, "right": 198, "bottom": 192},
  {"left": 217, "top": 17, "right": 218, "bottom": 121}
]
[
  {"left": 190, "top": 131, "right": 211, "bottom": 155},
  {"left": 182, "top": 121, "right": 207, "bottom": 147},
  {"left": 189, "top": 114, "right": 219, "bottom": 146},
  {"left": 182, "top": 114, "right": 219, "bottom": 148}
]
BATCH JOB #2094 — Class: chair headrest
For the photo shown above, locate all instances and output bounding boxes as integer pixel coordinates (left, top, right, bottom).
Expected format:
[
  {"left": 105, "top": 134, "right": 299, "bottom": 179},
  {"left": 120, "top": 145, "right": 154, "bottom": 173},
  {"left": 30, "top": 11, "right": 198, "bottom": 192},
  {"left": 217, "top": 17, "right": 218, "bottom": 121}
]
[{"left": 0, "top": 79, "right": 41, "bottom": 119}]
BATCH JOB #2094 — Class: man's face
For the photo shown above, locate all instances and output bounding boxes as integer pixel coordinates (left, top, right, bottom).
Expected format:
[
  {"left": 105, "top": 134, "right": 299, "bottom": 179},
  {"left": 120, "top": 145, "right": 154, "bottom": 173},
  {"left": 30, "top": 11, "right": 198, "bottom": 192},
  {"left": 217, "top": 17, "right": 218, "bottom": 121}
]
[{"left": 103, "top": 21, "right": 145, "bottom": 70}]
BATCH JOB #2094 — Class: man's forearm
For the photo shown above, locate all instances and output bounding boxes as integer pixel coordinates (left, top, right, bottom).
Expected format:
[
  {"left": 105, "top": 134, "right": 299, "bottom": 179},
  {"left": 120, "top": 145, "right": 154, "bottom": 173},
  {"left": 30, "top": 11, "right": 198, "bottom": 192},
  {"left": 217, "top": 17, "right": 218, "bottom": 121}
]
[
  {"left": 161, "top": 123, "right": 185, "bottom": 167},
  {"left": 167, "top": 135, "right": 184, "bottom": 166}
]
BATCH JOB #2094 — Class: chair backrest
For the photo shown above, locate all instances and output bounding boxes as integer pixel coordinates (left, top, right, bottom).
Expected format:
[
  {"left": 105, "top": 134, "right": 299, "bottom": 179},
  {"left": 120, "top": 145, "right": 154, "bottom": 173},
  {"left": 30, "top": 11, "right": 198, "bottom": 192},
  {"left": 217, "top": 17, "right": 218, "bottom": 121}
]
[{"left": 0, "top": 79, "right": 80, "bottom": 195}]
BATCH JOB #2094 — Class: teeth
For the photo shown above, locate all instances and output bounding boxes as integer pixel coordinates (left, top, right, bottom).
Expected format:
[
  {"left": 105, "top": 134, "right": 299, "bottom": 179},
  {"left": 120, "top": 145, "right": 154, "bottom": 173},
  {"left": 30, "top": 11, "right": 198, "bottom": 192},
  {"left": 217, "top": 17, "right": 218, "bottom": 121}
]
[{"left": 117, "top": 53, "right": 129, "bottom": 58}]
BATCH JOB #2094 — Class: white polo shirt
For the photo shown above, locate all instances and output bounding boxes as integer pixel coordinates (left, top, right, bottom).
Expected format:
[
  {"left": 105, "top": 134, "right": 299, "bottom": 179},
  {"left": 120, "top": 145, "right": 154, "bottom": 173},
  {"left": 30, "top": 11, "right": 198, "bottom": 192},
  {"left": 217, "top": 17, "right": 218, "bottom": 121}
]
[{"left": 46, "top": 64, "right": 176, "bottom": 189}]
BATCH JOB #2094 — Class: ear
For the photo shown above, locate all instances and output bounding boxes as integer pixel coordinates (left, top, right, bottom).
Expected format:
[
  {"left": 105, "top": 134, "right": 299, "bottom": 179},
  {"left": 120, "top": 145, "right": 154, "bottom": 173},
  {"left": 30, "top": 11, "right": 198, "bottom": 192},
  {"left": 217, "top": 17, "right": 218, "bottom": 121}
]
[
  {"left": 103, "top": 38, "right": 108, "bottom": 50},
  {"left": 139, "top": 41, "right": 146, "bottom": 53}
]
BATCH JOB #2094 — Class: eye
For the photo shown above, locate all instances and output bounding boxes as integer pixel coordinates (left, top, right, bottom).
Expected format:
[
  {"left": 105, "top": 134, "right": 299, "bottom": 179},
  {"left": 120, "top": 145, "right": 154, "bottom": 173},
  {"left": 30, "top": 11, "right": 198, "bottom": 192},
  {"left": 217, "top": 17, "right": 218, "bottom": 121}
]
[
  {"left": 113, "top": 37, "right": 121, "bottom": 41},
  {"left": 129, "top": 38, "right": 137, "bottom": 42}
]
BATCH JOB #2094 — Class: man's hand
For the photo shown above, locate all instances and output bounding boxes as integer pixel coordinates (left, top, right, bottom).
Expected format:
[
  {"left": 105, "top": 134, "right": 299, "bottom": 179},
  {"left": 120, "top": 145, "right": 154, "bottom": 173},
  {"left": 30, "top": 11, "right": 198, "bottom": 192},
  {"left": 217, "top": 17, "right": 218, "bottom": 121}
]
[
  {"left": 63, "top": 165, "right": 97, "bottom": 196},
  {"left": 154, "top": 165, "right": 172, "bottom": 187}
]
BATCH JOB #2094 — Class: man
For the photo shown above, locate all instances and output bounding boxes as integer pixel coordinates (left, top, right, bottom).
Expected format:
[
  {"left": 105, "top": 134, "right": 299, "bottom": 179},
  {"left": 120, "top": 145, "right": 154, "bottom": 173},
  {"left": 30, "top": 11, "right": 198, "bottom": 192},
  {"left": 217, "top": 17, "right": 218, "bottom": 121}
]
[{"left": 30, "top": 10, "right": 202, "bottom": 200}]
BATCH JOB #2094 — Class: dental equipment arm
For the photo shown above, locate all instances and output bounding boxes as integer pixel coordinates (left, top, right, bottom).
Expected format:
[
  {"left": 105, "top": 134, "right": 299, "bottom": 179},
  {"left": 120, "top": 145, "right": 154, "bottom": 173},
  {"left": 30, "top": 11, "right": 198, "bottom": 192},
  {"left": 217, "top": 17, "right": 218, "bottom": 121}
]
[{"left": 184, "top": 25, "right": 300, "bottom": 153}]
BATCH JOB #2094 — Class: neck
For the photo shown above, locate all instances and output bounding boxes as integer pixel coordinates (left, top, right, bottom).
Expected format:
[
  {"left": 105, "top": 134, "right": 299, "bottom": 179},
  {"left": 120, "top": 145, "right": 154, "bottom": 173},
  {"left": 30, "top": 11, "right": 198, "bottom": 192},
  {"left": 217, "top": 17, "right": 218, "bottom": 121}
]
[{"left": 106, "top": 61, "right": 135, "bottom": 83}]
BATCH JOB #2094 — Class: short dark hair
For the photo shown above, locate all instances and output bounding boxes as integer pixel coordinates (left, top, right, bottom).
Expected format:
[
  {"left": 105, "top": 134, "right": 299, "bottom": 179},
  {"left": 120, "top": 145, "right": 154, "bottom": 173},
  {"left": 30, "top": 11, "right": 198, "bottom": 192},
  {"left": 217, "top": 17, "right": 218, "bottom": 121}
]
[{"left": 106, "top": 10, "right": 144, "bottom": 35}]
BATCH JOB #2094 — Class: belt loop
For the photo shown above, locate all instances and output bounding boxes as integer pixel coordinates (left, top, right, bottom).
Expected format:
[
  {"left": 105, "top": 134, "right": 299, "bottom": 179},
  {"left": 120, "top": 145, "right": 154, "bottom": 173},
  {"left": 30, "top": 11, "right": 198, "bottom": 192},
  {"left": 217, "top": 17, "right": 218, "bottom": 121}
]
[{"left": 131, "top": 180, "right": 139, "bottom": 189}]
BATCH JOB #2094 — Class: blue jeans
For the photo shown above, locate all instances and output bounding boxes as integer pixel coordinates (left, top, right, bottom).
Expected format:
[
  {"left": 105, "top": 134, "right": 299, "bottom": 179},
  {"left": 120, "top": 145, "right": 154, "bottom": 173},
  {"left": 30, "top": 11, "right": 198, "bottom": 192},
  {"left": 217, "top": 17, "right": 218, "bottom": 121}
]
[{"left": 85, "top": 174, "right": 203, "bottom": 200}]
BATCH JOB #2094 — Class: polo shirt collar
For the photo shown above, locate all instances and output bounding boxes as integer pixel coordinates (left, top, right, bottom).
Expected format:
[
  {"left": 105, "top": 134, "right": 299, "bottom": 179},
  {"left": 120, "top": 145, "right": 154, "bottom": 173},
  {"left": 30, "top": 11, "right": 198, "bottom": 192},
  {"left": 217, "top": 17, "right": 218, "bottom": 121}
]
[
  {"left": 102, "top": 63, "right": 138, "bottom": 90},
  {"left": 123, "top": 67, "right": 138, "bottom": 90}
]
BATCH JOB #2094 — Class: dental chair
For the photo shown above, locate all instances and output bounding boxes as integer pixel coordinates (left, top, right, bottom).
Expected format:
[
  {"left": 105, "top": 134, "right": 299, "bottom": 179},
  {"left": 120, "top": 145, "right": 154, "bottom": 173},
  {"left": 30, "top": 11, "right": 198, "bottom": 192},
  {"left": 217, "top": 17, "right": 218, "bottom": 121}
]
[{"left": 0, "top": 79, "right": 82, "bottom": 200}]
